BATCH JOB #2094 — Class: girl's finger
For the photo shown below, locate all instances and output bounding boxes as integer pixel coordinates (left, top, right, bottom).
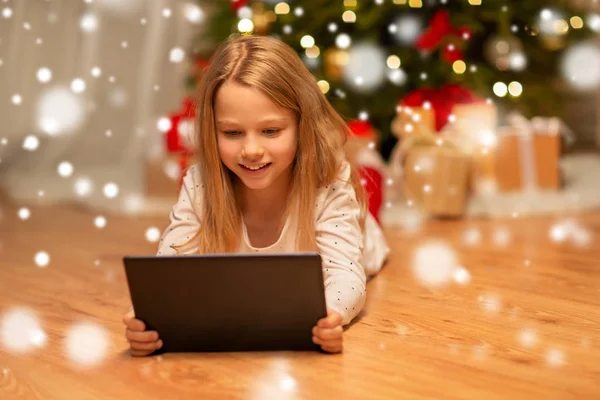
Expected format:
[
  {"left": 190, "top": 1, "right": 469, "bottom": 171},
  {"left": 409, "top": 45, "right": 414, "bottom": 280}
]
[
  {"left": 313, "top": 326, "right": 343, "bottom": 340},
  {"left": 130, "top": 339, "right": 163, "bottom": 352},
  {"left": 129, "top": 348, "right": 153, "bottom": 357},
  {"left": 312, "top": 335, "right": 343, "bottom": 348},
  {"left": 122, "top": 310, "right": 135, "bottom": 325},
  {"left": 320, "top": 343, "right": 343, "bottom": 354},
  {"left": 127, "top": 318, "right": 146, "bottom": 331},
  {"left": 126, "top": 329, "right": 159, "bottom": 343}
]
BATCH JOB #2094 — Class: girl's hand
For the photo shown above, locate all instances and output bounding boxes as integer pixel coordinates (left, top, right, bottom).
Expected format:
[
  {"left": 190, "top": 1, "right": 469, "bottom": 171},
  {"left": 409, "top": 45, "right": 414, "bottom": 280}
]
[
  {"left": 122, "top": 309, "right": 163, "bottom": 357},
  {"left": 312, "top": 308, "right": 344, "bottom": 353}
]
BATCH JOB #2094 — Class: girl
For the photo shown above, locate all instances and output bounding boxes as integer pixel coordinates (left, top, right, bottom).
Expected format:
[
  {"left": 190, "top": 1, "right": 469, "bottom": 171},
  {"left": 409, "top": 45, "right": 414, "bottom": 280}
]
[{"left": 123, "top": 34, "right": 389, "bottom": 356}]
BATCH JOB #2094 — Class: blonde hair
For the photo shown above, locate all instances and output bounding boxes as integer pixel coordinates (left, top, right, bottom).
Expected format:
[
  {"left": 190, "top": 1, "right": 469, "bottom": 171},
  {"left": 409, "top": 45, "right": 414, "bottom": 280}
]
[{"left": 191, "top": 34, "right": 366, "bottom": 253}]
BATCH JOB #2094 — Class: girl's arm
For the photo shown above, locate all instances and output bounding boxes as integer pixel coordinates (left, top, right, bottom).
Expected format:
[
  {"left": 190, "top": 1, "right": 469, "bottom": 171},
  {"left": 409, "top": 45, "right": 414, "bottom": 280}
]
[
  {"left": 157, "top": 165, "right": 202, "bottom": 256},
  {"left": 315, "top": 163, "right": 367, "bottom": 326}
]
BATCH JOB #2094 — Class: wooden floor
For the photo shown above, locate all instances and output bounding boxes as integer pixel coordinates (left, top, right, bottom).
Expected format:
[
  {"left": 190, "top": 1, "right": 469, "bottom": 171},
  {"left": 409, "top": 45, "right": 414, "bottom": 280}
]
[{"left": 0, "top": 194, "right": 599, "bottom": 400}]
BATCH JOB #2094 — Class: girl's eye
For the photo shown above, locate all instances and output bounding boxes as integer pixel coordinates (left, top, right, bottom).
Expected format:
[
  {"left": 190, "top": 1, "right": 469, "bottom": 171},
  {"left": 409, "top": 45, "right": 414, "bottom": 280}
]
[
  {"left": 264, "top": 128, "right": 281, "bottom": 135},
  {"left": 224, "top": 131, "right": 241, "bottom": 136}
]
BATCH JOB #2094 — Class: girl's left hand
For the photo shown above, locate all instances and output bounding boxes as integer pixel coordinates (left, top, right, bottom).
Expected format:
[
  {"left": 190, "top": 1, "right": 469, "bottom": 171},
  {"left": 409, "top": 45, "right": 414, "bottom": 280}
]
[{"left": 312, "top": 308, "right": 344, "bottom": 353}]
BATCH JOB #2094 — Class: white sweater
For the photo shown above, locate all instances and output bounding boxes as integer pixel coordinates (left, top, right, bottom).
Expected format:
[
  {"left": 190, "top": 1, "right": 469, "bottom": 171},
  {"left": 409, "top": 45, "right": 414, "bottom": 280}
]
[{"left": 157, "top": 162, "right": 389, "bottom": 325}]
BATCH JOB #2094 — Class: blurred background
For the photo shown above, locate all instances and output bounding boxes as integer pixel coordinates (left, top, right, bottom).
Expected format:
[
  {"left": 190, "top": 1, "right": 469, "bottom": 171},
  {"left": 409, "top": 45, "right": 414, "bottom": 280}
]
[{"left": 1, "top": 0, "right": 600, "bottom": 226}]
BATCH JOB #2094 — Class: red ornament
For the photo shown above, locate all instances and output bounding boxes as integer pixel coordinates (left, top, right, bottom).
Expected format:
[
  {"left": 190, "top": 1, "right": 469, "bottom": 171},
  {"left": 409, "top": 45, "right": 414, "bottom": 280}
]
[
  {"left": 415, "top": 10, "right": 472, "bottom": 64},
  {"left": 230, "top": 0, "right": 248, "bottom": 12},
  {"left": 348, "top": 120, "right": 377, "bottom": 139},
  {"left": 400, "top": 84, "right": 483, "bottom": 132}
]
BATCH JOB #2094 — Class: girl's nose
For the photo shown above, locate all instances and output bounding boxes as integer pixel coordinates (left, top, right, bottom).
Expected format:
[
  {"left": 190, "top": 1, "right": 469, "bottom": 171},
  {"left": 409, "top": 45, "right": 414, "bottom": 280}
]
[{"left": 241, "top": 141, "right": 264, "bottom": 160}]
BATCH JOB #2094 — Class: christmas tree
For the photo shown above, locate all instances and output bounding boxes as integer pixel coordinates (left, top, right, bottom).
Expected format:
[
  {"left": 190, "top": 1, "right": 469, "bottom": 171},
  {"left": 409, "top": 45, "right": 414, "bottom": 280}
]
[{"left": 188, "top": 0, "right": 596, "bottom": 159}]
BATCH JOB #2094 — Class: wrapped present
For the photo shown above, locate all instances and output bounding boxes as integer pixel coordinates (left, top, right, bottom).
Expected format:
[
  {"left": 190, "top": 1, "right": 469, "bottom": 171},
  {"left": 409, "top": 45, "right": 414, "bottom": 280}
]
[
  {"left": 395, "top": 131, "right": 471, "bottom": 217},
  {"left": 492, "top": 114, "right": 568, "bottom": 192},
  {"left": 443, "top": 102, "right": 498, "bottom": 195}
]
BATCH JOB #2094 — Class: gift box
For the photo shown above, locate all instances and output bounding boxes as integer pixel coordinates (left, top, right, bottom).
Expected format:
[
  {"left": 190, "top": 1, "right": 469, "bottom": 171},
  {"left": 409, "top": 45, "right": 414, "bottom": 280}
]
[
  {"left": 444, "top": 102, "right": 499, "bottom": 195},
  {"left": 492, "top": 117, "right": 563, "bottom": 192},
  {"left": 399, "top": 134, "right": 471, "bottom": 217}
]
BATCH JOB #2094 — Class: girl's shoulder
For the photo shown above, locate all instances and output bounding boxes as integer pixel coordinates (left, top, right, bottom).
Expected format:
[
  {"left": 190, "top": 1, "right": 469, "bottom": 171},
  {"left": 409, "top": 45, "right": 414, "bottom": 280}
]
[
  {"left": 180, "top": 164, "right": 204, "bottom": 211},
  {"left": 314, "top": 160, "right": 354, "bottom": 206}
]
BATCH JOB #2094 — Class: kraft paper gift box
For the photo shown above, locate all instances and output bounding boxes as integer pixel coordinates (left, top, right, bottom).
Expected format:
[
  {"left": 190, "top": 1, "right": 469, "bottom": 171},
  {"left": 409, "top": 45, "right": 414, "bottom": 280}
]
[
  {"left": 399, "top": 134, "right": 471, "bottom": 217},
  {"left": 493, "top": 117, "right": 562, "bottom": 192}
]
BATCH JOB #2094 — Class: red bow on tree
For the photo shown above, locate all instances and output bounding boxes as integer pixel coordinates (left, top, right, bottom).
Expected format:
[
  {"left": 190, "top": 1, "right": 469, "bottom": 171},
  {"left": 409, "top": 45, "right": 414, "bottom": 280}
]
[
  {"left": 415, "top": 10, "right": 472, "bottom": 64},
  {"left": 401, "top": 84, "right": 483, "bottom": 131}
]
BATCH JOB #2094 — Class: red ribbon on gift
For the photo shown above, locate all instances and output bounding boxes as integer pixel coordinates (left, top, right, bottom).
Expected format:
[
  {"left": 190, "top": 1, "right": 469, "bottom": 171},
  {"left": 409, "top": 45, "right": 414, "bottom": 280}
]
[
  {"left": 166, "top": 96, "right": 196, "bottom": 153},
  {"left": 166, "top": 97, "right": 197, "bottom": 185},
  {"left": 400, "top": 84, "right": 484, "bottom": 132},
  {"left": 415, "top": 10, "right": 472, "bottom": 64}
]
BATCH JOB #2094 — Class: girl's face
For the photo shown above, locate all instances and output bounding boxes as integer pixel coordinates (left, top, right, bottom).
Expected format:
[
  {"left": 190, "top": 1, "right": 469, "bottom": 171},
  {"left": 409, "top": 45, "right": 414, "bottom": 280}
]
[{"left": 215, "top": 81, "right": 298, "bottom": 192}]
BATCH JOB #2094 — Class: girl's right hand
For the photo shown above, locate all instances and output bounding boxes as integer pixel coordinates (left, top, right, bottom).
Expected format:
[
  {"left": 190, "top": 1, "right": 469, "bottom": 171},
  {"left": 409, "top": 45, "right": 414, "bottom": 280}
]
[{"left": 122, "top": 309, "right": 163, "bottom": 357}]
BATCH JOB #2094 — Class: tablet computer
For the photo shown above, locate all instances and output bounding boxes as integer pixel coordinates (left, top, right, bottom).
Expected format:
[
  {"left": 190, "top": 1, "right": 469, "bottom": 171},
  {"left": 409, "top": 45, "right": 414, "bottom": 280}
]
[{"left": 123, "top": 252, "right": 327, "bottom": 353}]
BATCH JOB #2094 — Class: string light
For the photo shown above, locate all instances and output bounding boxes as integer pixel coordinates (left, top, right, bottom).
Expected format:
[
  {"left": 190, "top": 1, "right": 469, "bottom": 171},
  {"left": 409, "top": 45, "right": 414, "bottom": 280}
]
[
  {"left": 306, "top": 46, "right": 320, "bottom": 58},
  {"left": 508, "top": 81, "right": 523, "bottom": 97},
  {"left": 342, "top": 10, "right": 356, "bottom": 23},
  {"left": 300, "top": 35, "right": 315, "bottom": 48},
  {"left": 274, "top": 2, "right": 290, "bottom": 15},
  {"left": 317, "top": 80, "right": 330, "bottom": 94},
  {"left": 237, "top": 18, "right": 253, "bottom": 33},
  {"left": 386, "top": 55, "right": 401, "bottom": 69},
  {"left": 452, "top": 60, "right": 466, "bottom": 74},
  {"left": 493, "top": 82, "right": 508, "bottom": 97},
  {"left": 570, "top": 16, "right": 583, "bottom": 29}
]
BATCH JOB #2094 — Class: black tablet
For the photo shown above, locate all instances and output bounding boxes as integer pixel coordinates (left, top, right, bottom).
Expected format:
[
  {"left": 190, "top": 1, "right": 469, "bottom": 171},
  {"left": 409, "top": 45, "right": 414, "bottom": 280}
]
[{"left": 123, "top": 252, "right": 327, "bottom": 353}]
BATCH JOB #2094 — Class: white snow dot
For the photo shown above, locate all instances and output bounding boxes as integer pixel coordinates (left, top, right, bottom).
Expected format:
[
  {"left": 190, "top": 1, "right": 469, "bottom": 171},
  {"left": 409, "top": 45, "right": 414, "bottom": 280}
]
[
  {"left": 64, "top": 322, "right": 109, "bottom": 368},
  {"left": 0, "top": 308, "right": 47, "bottom": 353},
  {"left": 546, "top": 348, "right": 565, "bottom": 368},
  {"left": 412, "top": 241, "right": 459, "bottom": 288},
  {"left": 518, "top": 328, "right": 538, "bottom": 348},
  {"left": 103, "top": 182, "right": 119, "bottom": 199},
  {"left": 71, "top": 78, "right": 86, "bottom": 93},
  {"left": 145, "top": 227, "right": 161, "bottom": 243},
  {"left": 94, "top": 216, "right": 107, "bottom": 229},
  {"left": 34, "top": 251, "right": 50, "bottom": 267},
  {"left": 169, "top": 47, "right": 185, "bottom": 63},
  {"left": 74, "top": 177, "right": 93, "bottom": 197},
  {"left": 37, "top": 67, "right": 53, "bottom": 83},
  {"left": 57, "top": 161, "right": 74, "bottom": 178},
  {"left": 18, "top": 207, "right": 31, "bottom": 221},
  {"left": 453, "top": 267, "right": 471, "bottom": 285}
]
